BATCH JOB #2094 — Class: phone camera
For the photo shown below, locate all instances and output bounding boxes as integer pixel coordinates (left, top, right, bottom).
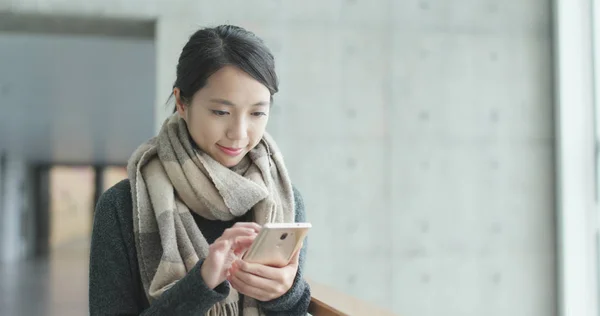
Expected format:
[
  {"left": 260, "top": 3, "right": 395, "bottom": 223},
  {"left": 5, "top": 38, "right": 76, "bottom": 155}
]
[{"left": 280, "top": 233, "right": 288, "bottom": 240}]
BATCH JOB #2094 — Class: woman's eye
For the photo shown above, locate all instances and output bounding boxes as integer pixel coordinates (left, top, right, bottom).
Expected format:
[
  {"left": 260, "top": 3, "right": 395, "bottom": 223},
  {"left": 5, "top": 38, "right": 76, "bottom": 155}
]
[
  {"left": 212, "top": 110, "right": 229, "bottom": 116},
  {"left": 252, "top": 112, "right": 267, "bottom": 117}
]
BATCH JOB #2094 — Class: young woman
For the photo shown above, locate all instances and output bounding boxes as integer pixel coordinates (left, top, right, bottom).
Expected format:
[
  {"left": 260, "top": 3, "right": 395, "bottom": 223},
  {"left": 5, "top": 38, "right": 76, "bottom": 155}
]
[{"left": 89, "top": 25, "right": 310, "bottom": 315}]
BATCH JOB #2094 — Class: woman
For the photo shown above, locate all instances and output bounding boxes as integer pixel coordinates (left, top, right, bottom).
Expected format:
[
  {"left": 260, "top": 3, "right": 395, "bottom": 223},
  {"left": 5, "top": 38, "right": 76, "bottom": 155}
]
[{"left": 89, "top": 25, "right": 310, "bottom": 315}]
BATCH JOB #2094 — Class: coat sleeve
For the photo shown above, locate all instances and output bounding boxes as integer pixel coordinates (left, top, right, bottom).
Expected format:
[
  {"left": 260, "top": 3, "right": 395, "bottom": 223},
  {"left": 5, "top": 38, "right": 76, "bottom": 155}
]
[{"left": 89, "top": 187, "right": 230, "bottom": 315}]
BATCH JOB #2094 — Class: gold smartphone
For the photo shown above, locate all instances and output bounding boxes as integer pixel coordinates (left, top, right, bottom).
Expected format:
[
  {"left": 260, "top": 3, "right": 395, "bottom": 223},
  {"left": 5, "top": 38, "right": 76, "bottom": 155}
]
[{"left": 242, "top": 223, "right": 312, "bottom": 267}]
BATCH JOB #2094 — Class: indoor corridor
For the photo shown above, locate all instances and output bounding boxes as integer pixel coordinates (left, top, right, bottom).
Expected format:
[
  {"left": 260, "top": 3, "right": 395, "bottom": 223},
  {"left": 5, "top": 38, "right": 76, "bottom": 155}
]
[
  {"left": 1, "top": 0, "right": 598, "bottom": 315},
  {"left": 0, "top": 238, "right": 89, "bottom": 316},
  {"left": 0, "top": 165, "right": 125, "bottom": 316}
]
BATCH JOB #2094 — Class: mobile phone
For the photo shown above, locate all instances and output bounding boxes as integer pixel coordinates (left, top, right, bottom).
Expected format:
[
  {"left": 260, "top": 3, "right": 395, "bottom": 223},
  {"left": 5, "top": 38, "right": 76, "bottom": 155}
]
[{"left": 242, "top": 223, "right": 311, "bottom": 267}]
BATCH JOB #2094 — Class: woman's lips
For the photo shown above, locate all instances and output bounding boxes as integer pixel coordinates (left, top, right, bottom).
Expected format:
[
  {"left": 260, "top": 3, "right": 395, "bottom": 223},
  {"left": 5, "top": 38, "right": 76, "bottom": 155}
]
[{"left": 217, "top": 144, "right": 244, "bottom": 156}]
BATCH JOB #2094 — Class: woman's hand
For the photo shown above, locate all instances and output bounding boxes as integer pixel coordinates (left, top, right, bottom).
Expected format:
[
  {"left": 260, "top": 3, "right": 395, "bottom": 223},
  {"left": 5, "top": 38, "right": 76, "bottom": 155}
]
[
  {"left": 200, "top": 222, "right": 261, "bottom": 290},
  {"left": 227, "top": 245, "right": 301, "bottom": 301}
]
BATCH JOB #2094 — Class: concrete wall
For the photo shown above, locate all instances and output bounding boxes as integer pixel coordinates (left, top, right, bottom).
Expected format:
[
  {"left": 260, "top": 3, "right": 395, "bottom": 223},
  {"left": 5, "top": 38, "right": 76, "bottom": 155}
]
[{"left": 1, "top": 1, "right": 556, "bottom": 315}]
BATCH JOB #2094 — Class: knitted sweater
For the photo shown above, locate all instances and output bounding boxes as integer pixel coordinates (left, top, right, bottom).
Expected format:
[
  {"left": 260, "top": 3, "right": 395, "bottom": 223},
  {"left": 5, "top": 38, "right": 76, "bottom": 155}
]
[{"left": 89, "top": 179, "right": 310, "bottom": 315}]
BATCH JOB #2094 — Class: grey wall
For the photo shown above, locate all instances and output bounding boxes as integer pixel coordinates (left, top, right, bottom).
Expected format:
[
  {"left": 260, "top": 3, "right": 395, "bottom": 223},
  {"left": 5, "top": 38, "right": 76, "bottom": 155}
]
[
  {"left": 387, "top": 3, "right": 555, "bottom": 316},
  {"left": 2, "top": 1, "right": 556, "bottom": 315},
  {"left": 0, "top": 32, "right": 155, "bottom": 164},
  {"left": 263, "top": 2, "right": 555, "bottom": 315}
]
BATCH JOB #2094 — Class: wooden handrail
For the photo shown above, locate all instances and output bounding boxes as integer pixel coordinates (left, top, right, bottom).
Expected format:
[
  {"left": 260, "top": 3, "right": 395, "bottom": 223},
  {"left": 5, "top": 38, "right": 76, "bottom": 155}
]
[{"left": 306, "top": 278, "right": 399, "bottom": 316}]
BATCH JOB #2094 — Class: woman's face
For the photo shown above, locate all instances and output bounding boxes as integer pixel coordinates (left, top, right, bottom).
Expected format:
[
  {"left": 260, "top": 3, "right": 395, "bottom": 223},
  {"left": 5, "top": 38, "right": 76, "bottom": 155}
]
[{"left": 174, "top": 66, "right": 271, "bottom": 168}]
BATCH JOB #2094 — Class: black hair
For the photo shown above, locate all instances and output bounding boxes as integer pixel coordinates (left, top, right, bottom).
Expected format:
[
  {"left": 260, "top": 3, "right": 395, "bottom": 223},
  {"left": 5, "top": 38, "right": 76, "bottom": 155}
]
[{"left": 170, "top": 25, "right": 278, "bottom": 112}]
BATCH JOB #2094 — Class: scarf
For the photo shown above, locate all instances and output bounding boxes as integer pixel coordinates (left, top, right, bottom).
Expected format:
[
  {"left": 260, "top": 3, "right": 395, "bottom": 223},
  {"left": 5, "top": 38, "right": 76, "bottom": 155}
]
[{"left": 126, "top": 113, "right": 295, "bottom": 315}]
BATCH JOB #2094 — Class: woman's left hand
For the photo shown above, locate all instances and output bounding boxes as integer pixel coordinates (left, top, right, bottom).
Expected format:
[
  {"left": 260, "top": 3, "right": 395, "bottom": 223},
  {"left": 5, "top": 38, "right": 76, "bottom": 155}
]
[{"left": 227, "top": 247, "right": 301, "bottom": 301}]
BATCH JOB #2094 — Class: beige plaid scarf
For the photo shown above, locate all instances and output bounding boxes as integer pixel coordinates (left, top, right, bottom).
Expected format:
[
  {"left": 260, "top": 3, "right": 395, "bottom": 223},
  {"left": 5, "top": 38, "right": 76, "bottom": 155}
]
[{"left": 126, "top": 113, "right": 295, "bottom": 315}]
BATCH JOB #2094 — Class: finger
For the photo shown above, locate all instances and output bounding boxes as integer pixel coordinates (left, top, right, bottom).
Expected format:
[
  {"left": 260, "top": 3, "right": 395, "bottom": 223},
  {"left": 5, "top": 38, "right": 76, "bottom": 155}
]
[
  {"left": 233, "top": 266, "right": 280, "bottom": 293},
  {"left": 219, "top": 227, "right": 258, "bottom": 241},
  {"left": 222, "top": 227, "right": 258, "bottom": 238},
  {"left": 229, "top": 273, "right": 272, "bottom": 301},
  {"left": 232, "top": 236, "right": 255, "bottom": 257},
  {"left": 232, "top": 222, "right": 262, "bottom": 233},
  {"left": 236, "top": 259, "right": 281, "bottom": 280}
]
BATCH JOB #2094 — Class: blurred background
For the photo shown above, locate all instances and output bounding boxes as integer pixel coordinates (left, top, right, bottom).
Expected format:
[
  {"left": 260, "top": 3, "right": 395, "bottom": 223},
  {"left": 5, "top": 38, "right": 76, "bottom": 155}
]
[{"left": 0, "top": 0, "right": 598, "bottom": 315}]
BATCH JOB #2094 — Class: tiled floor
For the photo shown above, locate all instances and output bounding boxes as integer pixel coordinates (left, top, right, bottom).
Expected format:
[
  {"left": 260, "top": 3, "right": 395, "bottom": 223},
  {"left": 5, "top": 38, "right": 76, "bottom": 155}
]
[{"left": 0, "top": 239, "right": 89, "bottom": 316}]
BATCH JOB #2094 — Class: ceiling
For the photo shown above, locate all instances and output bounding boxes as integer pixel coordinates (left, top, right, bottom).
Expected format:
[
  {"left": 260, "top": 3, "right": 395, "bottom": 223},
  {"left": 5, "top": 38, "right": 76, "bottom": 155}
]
[{"left": 0, "top": 29, "right": 155, "bottom": 165}]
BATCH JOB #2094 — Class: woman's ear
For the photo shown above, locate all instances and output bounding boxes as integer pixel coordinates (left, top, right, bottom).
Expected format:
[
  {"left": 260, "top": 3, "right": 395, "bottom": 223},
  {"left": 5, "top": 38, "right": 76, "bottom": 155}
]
[{"left": 173, "top": 88, "right": 188, "bottom": 121}]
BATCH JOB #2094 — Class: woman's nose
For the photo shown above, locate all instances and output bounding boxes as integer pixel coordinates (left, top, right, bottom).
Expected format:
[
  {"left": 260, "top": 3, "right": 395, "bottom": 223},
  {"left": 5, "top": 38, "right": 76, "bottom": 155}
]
[{"left": 226, "top": 118, "right": 248, "bottom": 141}]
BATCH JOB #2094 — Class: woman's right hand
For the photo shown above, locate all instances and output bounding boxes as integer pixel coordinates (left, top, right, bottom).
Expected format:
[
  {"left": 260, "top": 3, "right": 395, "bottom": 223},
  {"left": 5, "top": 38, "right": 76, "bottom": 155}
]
[{"left": 200, "top": 222, "right": 261, "bottom": 290}]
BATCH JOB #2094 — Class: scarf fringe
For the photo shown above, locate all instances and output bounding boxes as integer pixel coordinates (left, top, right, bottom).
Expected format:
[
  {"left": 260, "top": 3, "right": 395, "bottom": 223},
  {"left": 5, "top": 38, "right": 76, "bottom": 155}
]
[{"left": 207, "top": 301, "right": 239, "bottom": 316}]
